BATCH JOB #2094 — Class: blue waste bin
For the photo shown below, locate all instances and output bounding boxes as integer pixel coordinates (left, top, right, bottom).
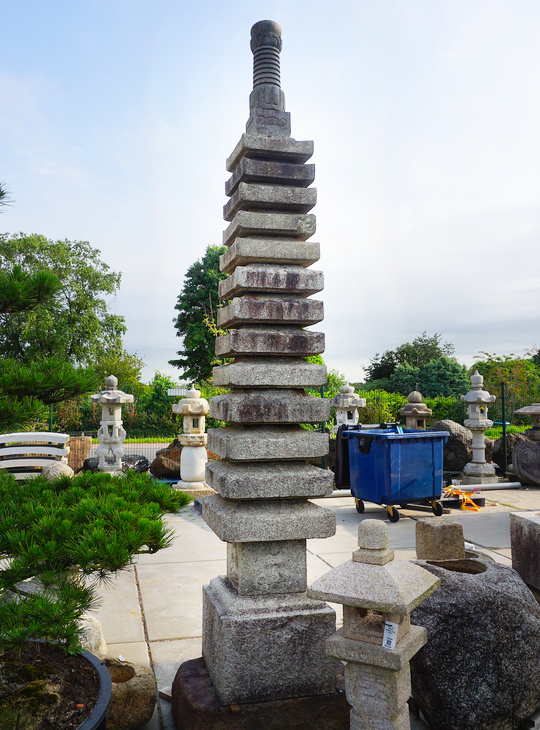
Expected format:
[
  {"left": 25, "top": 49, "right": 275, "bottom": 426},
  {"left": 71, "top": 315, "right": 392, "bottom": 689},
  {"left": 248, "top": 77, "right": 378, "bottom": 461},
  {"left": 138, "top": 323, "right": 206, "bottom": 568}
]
[{"left": 340, "top": 425, "right": 449, "bottom": 522}]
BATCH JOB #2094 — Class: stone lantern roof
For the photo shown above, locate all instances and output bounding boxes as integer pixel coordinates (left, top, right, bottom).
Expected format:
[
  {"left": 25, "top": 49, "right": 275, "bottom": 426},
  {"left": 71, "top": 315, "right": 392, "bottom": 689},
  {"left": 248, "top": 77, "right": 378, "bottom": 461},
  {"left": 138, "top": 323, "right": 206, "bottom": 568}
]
[
  {"left": 399, "top": 391, "right": 432, "bottom": 418},
  {"left": 172, "top": 386, "right": 209, "bottom": 416},
  {"left": 515, "top": 403, "right": 540, "bottom": 416},
  {"left": 308, "top": 520, "right": 439, "bottom": 616},
  {"left": 90, "top": 375, "right": 134, "bottom": 404},
  {"left": 460, "top": 370, "right": 496, "bottom": 406},
  {"left": 331, "top": 383, "right": 366, "bottom": 409}
]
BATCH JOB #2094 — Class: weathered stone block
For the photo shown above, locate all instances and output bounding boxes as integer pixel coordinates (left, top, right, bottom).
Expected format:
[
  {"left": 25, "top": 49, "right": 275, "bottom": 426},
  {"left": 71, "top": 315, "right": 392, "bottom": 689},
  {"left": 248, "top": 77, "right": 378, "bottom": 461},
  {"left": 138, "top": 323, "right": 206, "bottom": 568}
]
[
  {"left": 220, "top": 237, "right": 320, "bottom": 273},
  {"left": 203, "top": 495, "right": 336, "bottom": 542},
  {"left": 206, "top": 460, "right": 333, "bottom": 499},
  {"left": 510, "top": 511, "right": 540, "bottom": 590},
  {"left": 415, "top": 518, "right": 466, "bottom": 561},
  {"left": 350, "top": 703, "right": 410, "bottom": 730},
  {"left": 223, "top": 211, "right": 316, "bottom": 246},
  {"left": 226, "top": 134, "right": 314, "bottom": 172},
  {"left": 217, "top": 296, "right": 324, "bottom": 327},
  {"left": 227, "top": 540, "right": 307, "bottom": 595},
  {"left": 202, "top": 576, "right": 336, "bottom": 704},
  {"left": 225, "top": 158, "right": 315, "bottom": 196},
  {"left": 345, "top": 662, "right": 411, "bottom": 720},
  {"left": 209, "top": 389, "right": 330, "bottom": 424},
  {"left": 224, "top": 183, "right": 316, "bottom": 221},
  {"left": 326, "top": 626, "right": 427, "bottom": 672},
  {"left": 212, "top": 358, "right": 327, "bottom": 389},
  {"left": 246, "top": 108, "right": 291, "bottom": 137},
  {"left": 219, "top": 264, "right": 323, "bottom": 299},
  {"left": 207, "top": 426, "right": 328, "bottom": 461},
  {"left": 215, "top": 327, "right": 324, "bottom": 357}
]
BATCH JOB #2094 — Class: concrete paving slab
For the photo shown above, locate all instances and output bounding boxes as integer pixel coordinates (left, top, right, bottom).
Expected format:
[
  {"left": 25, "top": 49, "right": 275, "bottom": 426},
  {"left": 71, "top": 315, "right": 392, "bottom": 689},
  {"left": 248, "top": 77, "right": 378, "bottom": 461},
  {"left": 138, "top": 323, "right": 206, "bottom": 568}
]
[
  {"left": 91, "top": 567, "right": 144, "bottom": 644},
  {"left": 137, "top": 559, "right": 226, "bottom": 641},
  {"left": 150, "top": 638, "right": 203, "bottom": 730},
  {"left": 136, "top": 518, "right": 226, "bottom": 565},
  {"left": 106, "top": 641, "right": 150, "bottom": 665},
  {"left": 442, "top": 512, "right": 511, "bottom": 549}
]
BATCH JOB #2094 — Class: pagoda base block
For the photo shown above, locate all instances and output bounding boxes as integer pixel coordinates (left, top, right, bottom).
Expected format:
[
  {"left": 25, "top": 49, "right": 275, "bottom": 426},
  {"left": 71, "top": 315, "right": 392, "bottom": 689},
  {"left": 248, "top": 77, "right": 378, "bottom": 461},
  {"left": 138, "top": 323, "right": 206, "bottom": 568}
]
[{"left": 171, "top": 656, "right": 350, "bottom": 730}]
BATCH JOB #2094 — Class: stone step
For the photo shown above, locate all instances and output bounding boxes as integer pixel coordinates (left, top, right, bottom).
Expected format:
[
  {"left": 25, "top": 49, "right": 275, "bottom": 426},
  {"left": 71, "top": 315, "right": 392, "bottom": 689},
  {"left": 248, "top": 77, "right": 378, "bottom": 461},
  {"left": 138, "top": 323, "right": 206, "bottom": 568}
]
[
  {"left": 224, "top": 183, "right": 316, "bottom": 221},
  {"left": 223, "top": 211, "right": 315, "bottom": 247},
  {"left": 209, "top": 389, "right": 330, "bottom": 424},
  {"left": 215, "top": 327, "right": 324, "bottom": 357},
  {"left": 212, "top": 358, "right": 327, "bottom": 389},
  {"left": 220, "top": 237, "right": 320, "bottom": 273},
  {"left": 226, "top": 134, "right": 314, "bottom": 172},
  {"left": 225, "top": 158, "right": 315, "bottom": 196},
  {"left": 206, "top": 460, "right": 333, "bottom": 499},
  {"left": 202, "top": 495, "right": 336, "bottom": 542},
  {"left": 219, "top": 265, "right": 323, "bottom": 300},
  {"left": 207, "top": 425, "right": 328, "bottom": 461},
  {"left": 217, "top": 296, "right": 324, "bottom": 328}
]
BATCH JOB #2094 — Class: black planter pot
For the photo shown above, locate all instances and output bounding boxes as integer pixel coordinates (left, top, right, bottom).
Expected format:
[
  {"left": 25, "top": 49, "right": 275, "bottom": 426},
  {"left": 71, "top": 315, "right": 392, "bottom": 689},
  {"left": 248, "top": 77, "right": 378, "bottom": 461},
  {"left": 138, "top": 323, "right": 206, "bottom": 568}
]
[{"left": 77, "top": 649, "right": 113, "bottom": 730}]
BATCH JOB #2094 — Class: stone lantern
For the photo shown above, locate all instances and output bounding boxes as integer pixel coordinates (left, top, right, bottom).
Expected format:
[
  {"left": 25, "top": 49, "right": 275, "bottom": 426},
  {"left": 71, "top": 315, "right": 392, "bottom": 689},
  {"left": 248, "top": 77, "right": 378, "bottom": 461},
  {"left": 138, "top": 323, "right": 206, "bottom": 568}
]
[
  {"left": 399, "top": 391, "right": 432, "bottom": 430},
  {"left": 172, "top": 386, "right": 213, "bottom": 496},
  {"left": 331, "top": 383, "right": 366, "bottom": 434},
  {"left": 460, "top": 370, "right": 497, "bottom": 484},
  {"left": 308, "top": 520, "right": 440, "bottom": 730},
  {"left": 90, "top": 375, "right": 134, "bottom": 475},
  {"left": 514, "top": 403, "right": 540, "bottom": 441}
]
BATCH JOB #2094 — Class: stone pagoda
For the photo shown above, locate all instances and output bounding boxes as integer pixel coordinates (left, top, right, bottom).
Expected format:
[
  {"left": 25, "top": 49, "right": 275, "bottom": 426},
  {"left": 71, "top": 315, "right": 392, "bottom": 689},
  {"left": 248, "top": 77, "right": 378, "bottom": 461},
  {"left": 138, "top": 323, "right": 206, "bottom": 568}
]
[
  {"left": 460, "top": 370, "right": 497, "bottom": 484},
  {"left": 172, "top": 19, "right": 348, "bottom": 728},
  {"left": 90, "top": 375, "right": 133, "bottom": 475}
]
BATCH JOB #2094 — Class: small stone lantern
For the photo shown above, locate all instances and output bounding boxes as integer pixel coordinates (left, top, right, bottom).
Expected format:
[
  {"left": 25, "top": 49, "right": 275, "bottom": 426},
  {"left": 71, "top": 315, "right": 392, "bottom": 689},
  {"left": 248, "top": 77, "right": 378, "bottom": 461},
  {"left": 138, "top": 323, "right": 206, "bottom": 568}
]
[
  {"left": 460, "top": 370, "right": 497, "bottom": 484},
  {"left": 308, "top": 520, "right": 440, "bottom": 730},
  {"left": 331, "top": 383, "right": 366, "bottom": 434},
  {"left": 514, "top": 403, "right": 540, "bottom": 441},
  {"left": 399, "top": 391, "right": 432, "bottom": 430},
  {"left": 90, "top": 375, "right": 134, "bottom": 475},
  {"left": 172, "top": 386, "right": 213, "bottom": 496}
]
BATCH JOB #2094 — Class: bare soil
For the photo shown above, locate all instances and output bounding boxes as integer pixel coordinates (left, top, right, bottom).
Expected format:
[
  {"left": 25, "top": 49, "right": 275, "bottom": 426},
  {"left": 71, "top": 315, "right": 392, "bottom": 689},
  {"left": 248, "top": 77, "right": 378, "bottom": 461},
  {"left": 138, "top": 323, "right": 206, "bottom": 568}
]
[{"left": 0, "top": 641, "right": 101, "bottom": 729}]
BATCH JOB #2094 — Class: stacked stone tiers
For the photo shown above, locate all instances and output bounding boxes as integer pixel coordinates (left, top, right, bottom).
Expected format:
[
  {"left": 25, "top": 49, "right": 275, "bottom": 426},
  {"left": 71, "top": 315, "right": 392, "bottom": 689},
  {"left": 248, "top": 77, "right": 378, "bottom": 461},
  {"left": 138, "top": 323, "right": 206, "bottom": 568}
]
[{"left": 202, "top": 132, "right": 337, "bottom": 705}]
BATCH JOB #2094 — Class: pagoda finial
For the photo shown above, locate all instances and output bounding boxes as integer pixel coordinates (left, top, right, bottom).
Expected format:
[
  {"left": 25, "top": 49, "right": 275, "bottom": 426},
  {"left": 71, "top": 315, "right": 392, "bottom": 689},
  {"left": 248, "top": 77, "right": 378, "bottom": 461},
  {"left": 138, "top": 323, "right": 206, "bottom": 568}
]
[{"left": 247, "top": 20, "right": 291, "bottom": 136}]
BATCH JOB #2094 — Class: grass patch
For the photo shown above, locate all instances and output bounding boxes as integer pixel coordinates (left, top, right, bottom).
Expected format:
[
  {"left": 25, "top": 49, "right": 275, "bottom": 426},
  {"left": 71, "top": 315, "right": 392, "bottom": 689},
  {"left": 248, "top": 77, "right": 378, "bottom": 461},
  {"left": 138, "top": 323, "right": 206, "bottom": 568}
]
[{"left": 484, "top": 425, "right": 529, "bottom": 439}]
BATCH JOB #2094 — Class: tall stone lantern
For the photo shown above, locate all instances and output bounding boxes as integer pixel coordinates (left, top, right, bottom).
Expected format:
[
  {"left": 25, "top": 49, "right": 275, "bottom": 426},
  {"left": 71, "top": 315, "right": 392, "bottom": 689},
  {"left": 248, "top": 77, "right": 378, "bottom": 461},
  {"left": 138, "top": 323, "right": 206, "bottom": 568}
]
[
  {"left": 172, "top": 386, "right": 212, "bottom": 497},
  {"left": 460, "top": 370, "right": 497, "bottom": 484},
  {"left": 400, "top": 391, "right": 432, "bottom": 430},
  {"left": 331, "top": 383, "right": 366, "bottom": 434},
  {"left": 308, "top": 520, "right": 440, "bottom": 730},
  {"left": 90, "top": 375, "right": 134, "bottom": 475}
]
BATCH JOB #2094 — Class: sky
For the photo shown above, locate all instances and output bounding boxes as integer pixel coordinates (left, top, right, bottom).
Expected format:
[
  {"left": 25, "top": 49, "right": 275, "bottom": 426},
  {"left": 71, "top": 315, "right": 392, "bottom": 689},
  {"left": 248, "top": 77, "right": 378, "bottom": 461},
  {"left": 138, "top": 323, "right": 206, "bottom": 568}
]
[{"left": 1, "top": 0, "right": 539, "bottom": 384}]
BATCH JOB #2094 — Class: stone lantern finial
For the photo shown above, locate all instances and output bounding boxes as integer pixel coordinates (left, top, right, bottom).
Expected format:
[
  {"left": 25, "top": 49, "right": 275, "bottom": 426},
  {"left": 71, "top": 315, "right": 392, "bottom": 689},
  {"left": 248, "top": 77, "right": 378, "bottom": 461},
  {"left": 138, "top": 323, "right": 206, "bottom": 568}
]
[
  {"left": 460, "top": 370, "right": 497, "bottom": 484},
  {"left": 89, "top": 375, "right": 133, "bottom": 475},
  {"left": 308, "top": 519, "right": 440, "bottom": 730}
]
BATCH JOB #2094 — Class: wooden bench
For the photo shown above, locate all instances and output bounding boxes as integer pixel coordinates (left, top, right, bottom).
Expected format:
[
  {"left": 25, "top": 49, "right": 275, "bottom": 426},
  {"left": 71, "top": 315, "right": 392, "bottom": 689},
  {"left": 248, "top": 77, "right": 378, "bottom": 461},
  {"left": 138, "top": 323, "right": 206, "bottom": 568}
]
[{"left": 0, "top": 432, "right": 70, "bottom": 479}]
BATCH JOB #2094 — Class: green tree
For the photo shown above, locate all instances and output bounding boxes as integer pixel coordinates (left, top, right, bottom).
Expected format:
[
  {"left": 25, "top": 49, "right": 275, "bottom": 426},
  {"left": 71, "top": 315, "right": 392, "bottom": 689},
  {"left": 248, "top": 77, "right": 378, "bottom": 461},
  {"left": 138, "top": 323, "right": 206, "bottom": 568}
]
[
  {"left": 170, "top": 245, "right": 227, "bottom": 382},
  {"left": 474, "top": 351, "right": 540, "bottom": 420},
  {"left": 0, "top": 181, "right": 12, "bottom": 210},
  {"left": 93, "top": 350, "right": 145, "bottom": 389},
  {"left": 418, "top": 357, "right": 469, "bottom": 398},
  {"left": 0, "top": 234, "right": 126, "bottom": 365},
  {"left": 365, "top": 332, "right": 454, "bottom": 382},
  {"left": 388, "top": 362, "right": 421, "bottom": 396}
]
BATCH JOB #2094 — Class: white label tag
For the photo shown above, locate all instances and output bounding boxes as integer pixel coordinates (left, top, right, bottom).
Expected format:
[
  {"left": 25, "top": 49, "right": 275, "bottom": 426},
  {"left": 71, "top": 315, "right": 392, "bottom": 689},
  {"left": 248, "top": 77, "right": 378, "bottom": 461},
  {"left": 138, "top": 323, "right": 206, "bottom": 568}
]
[{"left": 382, "top": 621, "right": 398, "bottom": 650}]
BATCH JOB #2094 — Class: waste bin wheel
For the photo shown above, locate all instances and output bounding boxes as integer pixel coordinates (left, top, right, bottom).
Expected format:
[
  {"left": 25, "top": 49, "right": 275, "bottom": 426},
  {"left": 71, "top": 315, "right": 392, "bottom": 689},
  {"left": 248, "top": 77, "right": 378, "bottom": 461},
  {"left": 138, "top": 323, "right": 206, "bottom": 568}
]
[
  {"left": 387, "top": 506, "right": 400, "bottom": 523},
  {"left": 431, "top": 500, "right": 443, "bottom": 517},
  {"left": 355, "top": 498, "right": 365, "bottom": 514}
]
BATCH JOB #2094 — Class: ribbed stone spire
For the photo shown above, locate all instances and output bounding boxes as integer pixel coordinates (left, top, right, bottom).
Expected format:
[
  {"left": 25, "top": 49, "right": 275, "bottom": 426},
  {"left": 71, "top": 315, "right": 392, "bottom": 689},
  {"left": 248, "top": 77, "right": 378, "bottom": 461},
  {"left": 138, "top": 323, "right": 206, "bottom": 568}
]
[{"left": 201, "top": 19, "right": 337, "bottom": 706}]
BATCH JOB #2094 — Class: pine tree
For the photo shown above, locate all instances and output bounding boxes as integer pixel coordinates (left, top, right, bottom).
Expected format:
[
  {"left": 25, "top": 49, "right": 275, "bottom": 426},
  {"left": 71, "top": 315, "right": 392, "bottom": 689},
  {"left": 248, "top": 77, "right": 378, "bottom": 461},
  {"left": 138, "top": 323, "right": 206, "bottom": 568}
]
[{"left": 169, "top": 245, "right": 227, "bottom": 382}]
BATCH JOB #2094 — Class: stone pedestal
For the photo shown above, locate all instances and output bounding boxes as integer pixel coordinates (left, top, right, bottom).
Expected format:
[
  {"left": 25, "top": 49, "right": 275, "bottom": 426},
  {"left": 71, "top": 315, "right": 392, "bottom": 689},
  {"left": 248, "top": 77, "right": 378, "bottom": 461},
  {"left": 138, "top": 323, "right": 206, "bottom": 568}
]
[
  {"left": 460, "top": 371, "right": 497, "bottom": 485},
  {"left": 308, "top": 520, "right": 440, "bottom": 730},
  {"left": 172, "top": 19, "right": 339, "bottom": 720},
  {"left": 90, "top": 375, "right": 133, "bottom": 475},
  {"left": 510, "top": 511, "right": 540, "bottom": 591}
]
